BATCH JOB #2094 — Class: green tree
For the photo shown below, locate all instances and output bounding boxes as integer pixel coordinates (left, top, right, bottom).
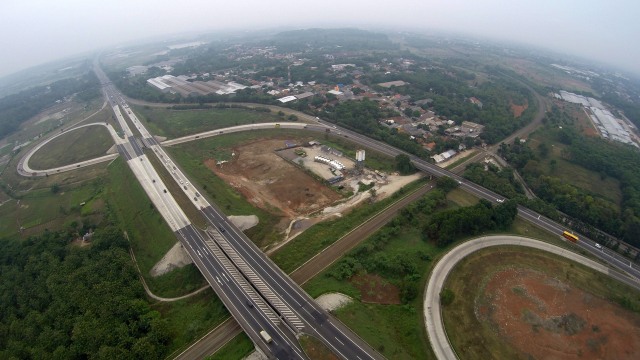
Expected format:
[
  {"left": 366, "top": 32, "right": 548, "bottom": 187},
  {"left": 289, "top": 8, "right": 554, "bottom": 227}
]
[
  {"left": 436, "top": 176, "right": 459, "bottom": 193},
  {"left": 395, "top": 154, "right": 415, "bottom": 175},
  {"left": 440, "top": 288, "right": 455, "bottom": 306}
]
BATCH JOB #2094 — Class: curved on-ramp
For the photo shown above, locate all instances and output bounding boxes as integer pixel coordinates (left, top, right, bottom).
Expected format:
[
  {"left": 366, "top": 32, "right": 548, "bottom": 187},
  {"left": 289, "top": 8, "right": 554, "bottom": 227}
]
[
  {"left": 18, "top": 122, "right": 120, "bottom": 177},
  {"left": 424, "top": 235, "right": 633, "bottom": 360}
]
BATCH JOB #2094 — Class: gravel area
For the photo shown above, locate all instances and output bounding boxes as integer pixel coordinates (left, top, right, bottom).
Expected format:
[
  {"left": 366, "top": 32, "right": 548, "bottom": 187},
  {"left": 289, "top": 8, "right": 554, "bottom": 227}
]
[
  {"left": 150, "top": 241, "right": 193, "bottom": 277},
  {"left": 228, "top": 215, "right": 259, "bottom": 231},
  {"left": 315, "top": 292, "right": 353, "bottom": 312}
]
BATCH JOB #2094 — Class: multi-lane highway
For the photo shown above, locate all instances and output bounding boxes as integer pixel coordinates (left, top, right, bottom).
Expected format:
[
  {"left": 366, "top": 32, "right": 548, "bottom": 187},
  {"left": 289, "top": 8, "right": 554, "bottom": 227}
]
[
  {"left": 94, "top": 64, "right": 384, "bottom": 360},
  {"left": 19, "top": 62, "right": 639, "bottom": 359},
  {"left": 308, "top": 118, "right": 640, "bottom": 282}
]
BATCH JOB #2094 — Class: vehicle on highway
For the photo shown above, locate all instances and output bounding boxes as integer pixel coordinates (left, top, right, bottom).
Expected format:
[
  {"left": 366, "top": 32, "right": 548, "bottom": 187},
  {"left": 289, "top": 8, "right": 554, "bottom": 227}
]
[
  {"left": 595, "top": 243, "right": 602, "bottom": 249},
  {"left": 246, "top": 299, "right": 254, "bottom": 308},
  {"left": 497, "top": 198, "right": 504, "bottom": 203},
  {"left": 218, "top": 226, "right": 225, "bottom": 233},
  {"left": 562, "top": 231, "right": 579, "bottom": 243},
  {"left": 259, "top": 330, "right": 272, "bottom": 343}
]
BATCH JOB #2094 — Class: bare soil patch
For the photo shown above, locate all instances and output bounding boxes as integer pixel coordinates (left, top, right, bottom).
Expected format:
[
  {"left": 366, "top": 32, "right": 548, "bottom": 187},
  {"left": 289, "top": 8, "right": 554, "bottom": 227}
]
[
  {"left": 510, "top": 101, "right": 528, "bottom": 118},
  {"left": 479, "top": 268, "right": 640, "bottom": 359},
  {"left": 351, "top": 274, "right": 401, "bottom": 304},
  {"left": 205, "top": 138, "right": 342, "bottom": 218}
]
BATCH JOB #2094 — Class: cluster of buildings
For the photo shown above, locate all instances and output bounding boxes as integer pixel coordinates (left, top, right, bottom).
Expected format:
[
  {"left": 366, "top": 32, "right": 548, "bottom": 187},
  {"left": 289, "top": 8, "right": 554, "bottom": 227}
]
[
  {"left": 147, "top": 75, "right": 247, "bottom": 97},
  {"left": 555, "top": 90, "right": 637, "bottom": 147},
  {"left": 135, "top": 43, "right": 488, "bottom": 158},
  {"left": 431, "top": 149, "right": 458, "bottom": 163}
]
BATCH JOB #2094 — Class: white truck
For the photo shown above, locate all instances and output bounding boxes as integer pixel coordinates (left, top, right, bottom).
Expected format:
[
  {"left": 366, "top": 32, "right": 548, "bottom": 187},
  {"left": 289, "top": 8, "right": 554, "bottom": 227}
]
[{"left": 259, "top": 330, "right": 273, "bottom": 343}]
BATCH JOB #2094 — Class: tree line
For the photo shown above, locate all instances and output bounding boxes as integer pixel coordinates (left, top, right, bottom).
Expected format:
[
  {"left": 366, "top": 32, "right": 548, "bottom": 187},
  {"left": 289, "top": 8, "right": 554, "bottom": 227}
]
[
  {"left": 0, "top": 72, "right": 100, "bottom": 139},
  {"left": 0, "top": 226, "right": 170, "bottom": 359}
]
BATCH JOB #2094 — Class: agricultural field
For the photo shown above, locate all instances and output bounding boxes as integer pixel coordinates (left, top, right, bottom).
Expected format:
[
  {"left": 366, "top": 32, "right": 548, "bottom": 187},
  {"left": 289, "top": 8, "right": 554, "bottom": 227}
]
[
  {"left": 442, "top": 246, "right": 640, "bottom": 359},
  {"left": 133, "top": 106, "right": 282, "bottom": 139}
]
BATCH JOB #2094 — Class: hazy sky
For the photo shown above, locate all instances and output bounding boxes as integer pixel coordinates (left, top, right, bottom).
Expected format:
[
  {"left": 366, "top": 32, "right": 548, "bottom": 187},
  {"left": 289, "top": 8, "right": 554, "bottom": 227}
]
[{"left": 1, "top": 0, "right": 639, "bottom": 78}]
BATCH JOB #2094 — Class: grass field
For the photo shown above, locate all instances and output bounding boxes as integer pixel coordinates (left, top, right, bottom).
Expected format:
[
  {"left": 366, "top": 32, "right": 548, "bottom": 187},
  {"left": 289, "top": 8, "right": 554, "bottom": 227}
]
[
  {"left": 133, "top": 106, "right": 282, "bottom": 139},
  {"left": 145, "top": 149, "right": 207, "bottom": 229},
  {"left": 298, "top": 333, "right": 340, "bottom": 359},
  {"left": 0, "top": 174, "right": 106, "bottom": 239},
  {"left": 28, "top": 125, "right": 114, "bottom": 169},
  {"left": 300, "top": 188, "right": 570, "bottom": 360},
  {"left": 105, "top": 158, "right": 207, "bottom": 297},
  {"left": 0, "top": 117, "right": 236, "bottom": 357},
  {"left": 442, "top": 246, "right": 640, "bottom": 359},
  {"left": 527, "top": 129, "right": 622, "bottom": 206},
  {"left": 207, "top": 332, "right": 254, "bottom": 360},
  {"left": 9, "top": 97, "right": 109, "bottom": 155},
  {"left": 154, "top": 288, "right": 230, "bottom": 357},
  {"left": 304, "top": 225, "right": 436, "bottom": 359},
  {"left": 272, "top": 178, "right": 427, "bottom": 273}
]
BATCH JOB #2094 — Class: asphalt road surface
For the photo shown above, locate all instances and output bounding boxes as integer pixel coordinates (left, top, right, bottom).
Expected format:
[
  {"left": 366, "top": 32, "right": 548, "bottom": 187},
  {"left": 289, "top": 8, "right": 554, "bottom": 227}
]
[
  {"left": 18, "top": 122, "right": 119, "bottom": 177},
  {"left": 20, "top": 64, "right": 639, "bottom": 359},
  {"left": 176, "top": 180, "right": 436, "bottom": 360},
  {"left": 93, "top": 64, "right": 384, "bottom": 360}
]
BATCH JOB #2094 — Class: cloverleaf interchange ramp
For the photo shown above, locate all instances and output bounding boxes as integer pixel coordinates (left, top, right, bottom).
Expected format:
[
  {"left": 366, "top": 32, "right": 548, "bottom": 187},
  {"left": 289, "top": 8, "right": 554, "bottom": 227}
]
[{"left": 424, "top": 235, "right": 640, "bottom": 360}]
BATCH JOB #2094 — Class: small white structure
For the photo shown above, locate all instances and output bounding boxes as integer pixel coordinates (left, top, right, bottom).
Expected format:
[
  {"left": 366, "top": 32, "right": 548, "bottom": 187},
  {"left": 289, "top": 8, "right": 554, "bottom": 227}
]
[
  {"left": 277, "top": 95, "right": 297, "bottom": 103},
  {"left": 314, "top": 156, "right": 345, "bottom": 170}
]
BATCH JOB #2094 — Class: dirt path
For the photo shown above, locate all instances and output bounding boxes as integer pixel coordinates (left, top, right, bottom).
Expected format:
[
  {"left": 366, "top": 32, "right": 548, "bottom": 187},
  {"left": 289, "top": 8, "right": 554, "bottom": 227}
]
[{"left": 128, "top": 245, "right": 209, "bottom": 302}]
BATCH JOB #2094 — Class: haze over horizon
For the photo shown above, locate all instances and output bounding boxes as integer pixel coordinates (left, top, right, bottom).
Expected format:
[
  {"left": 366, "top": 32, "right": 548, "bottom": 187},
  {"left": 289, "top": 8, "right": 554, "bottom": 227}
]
[{"left": 1, "top": 0, "right": 639, "bottom": 79}]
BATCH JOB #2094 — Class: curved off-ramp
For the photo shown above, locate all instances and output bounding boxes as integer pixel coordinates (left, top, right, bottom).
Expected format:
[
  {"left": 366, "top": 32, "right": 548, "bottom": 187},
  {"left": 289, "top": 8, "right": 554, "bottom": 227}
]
[
  {"left": 18, "top": 122, "right": 120, "bottom": 177},
  {"left": 424, "top": 235, "right": 640, "bottom": 360}
]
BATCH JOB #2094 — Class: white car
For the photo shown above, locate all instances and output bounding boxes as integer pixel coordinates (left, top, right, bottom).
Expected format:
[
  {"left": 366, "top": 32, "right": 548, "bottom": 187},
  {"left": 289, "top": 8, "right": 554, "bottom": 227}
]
[{"left": 595, "top": 243, "right": 602, "bottom": 249}]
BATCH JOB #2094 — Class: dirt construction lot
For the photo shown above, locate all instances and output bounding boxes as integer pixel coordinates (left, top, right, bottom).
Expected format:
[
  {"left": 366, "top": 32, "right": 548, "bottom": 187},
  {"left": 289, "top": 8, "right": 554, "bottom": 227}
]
[
  {"left": 444, "top": 248, "right": 640, "bottom": 360},
  {"left": 205, "top": 138, "right": 342, "bottom": 219},
  {"left": 479, "top": 269, "right": 640, "bottom": 359}
]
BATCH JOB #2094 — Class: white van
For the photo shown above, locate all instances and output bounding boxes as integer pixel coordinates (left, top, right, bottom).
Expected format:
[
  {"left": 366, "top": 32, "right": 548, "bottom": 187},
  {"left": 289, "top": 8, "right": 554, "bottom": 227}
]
[{"left": 259, "top": 330, "right": 272, "bottom": 343}]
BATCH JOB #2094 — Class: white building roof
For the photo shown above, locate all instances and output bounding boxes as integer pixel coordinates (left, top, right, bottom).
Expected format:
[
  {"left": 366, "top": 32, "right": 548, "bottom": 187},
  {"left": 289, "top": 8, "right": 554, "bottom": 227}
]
[{"left": 277, "top": 96, "right": 297, "bottom": 103}]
